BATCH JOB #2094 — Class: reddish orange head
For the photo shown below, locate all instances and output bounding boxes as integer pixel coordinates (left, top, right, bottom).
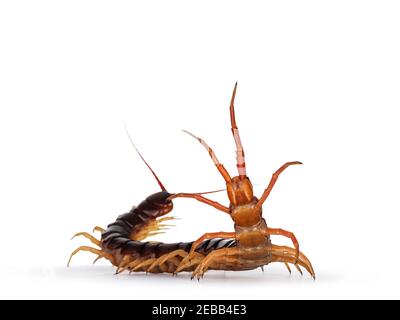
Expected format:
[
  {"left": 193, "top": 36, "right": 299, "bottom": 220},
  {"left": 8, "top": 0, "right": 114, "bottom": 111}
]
[
  {"left": 183, "top": 83, "right": 254, "bottom": 208},
  {"left": 183, "top": 83, "right": 256, "bottom": 209},
  {"left": 226, "top": 176, "right": 254, "bottom": 206}
]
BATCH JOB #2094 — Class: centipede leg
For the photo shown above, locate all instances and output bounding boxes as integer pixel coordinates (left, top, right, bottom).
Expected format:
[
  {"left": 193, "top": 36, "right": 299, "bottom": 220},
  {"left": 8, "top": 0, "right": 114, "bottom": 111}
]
[
  {"left": 93, "top": 226, "right": 105, "bottom": 233},
  {"left": 270, "top": 244, "right": 315, "bottom": 279},
  {"left": 264, "top": 227, "right": 299, "bottom": 263},
  {"left": 192, "top": 247, "right": 240, "bottom": 280},
  {"left": 132, "top": 216, "right": 176, "bottom": 241},
  {"left": 93, "top": 255, "right": 103, "bottom": 264},
  {"left": 126, "top": 260, "right": 143, "bottom": 274},
  {"left": 148, "top": 255, "right": 187, "bottom": 274},
  {"left": 71, "top": 232, "right": 101, "bottom": 246},
  {"left": 156, "top": 260, "right": 169, "bottom": 273},
  {"left": 294, "top": 263, "right": 303, "bottom": 276},
  {"left": 132, "top": 258, "right": 157, "bottom": 272},
  {"left": 174, "top": 251, "right": 204, "bottom": 273},
  {"left": 175, "top": 232, "right": 235, "bottom": 273},
  {"left": 68, "top": 246, "right": 114, "bottom": 267},
  {"left": 147, "top": 249, "right": 188, "bottom": 273},
  {"left": 115, "top": 255, "right": 132, "bottom": 274},
  {"left": 117, "top": 259, "right": 145, "bottom": 274},
  {"left": 284, "top": 263, "right": 292, "bottom": 275},
  {"left": 255, "top": 161, "right": 303, "bottom": 210}
]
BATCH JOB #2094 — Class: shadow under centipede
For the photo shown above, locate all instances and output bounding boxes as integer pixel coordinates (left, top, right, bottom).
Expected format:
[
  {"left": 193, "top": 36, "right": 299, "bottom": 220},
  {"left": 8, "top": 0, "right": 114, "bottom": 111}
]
[{"left": 57, "top": 266, "right": 340, "bottom": 284}]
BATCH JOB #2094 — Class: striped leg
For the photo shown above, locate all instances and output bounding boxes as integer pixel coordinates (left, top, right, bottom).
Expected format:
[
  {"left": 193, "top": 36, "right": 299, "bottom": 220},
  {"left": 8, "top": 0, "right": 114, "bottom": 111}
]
[
  {"left": 182, "top": 130, "right": 231, "bottom": 183},
  {"left": 229, "top": 82, "right": 247, "bottom": 177}
]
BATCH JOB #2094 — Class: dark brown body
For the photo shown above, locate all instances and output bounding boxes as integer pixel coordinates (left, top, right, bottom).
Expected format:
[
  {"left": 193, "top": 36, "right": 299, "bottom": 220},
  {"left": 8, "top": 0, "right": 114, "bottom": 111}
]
[
  {"left": 101, "top": 191, "right": 236, "bottom": 271},
  {"left": 68, "top": 191, "right": 237, "bottom": 273}
]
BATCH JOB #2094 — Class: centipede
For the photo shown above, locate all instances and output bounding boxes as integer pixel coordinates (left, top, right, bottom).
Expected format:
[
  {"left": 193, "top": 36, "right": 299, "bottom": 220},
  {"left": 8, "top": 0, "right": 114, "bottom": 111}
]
[{"left": 69, "top": 83, "right": 315, "bottom": 280}]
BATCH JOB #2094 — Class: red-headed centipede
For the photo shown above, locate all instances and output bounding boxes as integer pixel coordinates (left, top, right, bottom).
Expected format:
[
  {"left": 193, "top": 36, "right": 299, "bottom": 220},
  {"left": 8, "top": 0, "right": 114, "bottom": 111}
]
[{"left": 69, "top": 83, "right": 314, "bottom": 279}]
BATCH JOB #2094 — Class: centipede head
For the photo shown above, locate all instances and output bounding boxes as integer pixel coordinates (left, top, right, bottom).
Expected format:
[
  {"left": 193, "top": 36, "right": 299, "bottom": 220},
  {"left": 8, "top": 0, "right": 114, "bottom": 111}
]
[
  {"left": 145, "top": 191, "right": 174, "bottom": 216},
  {"left": 226, "top": 176, "right": 254, "bottom": 206}
]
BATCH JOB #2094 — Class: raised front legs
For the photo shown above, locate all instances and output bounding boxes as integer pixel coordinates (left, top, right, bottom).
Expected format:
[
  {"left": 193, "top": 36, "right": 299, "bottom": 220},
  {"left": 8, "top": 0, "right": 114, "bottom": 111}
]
[{"left": 255, "top": 161, "right": 303, "bottom": 210}]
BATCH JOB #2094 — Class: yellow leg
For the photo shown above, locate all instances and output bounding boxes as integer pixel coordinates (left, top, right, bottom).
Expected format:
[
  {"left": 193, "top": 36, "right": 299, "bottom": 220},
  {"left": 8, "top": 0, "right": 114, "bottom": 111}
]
[
  {"left": 147, "top": 250, "right": 188, "bottom": 272},
  {"left": 115, "top": 255, "right": 132, "bottom": 274},
  {"left": 192, "top": 247, "right": 240, "bottom": 280},
  {"left": 93, "top": 226, "right": 105, "bottom": 233},
  {"left": 176, "top": 232, "right": 235, "bottom": 273},
  {"left": 127, "top": 260, "right": 143, "bottom": 274},
  {"left": 71, "top": 232, "right": 101, "bottom": 246},
  {"left": 175, "top": 251, "right": 205, "bottom": 273},
  {"left": 132, "top": 258, "right": 157, "bottom": 272},
  {"left": 68, "top": 246, "right": 114, "bottom": 267}
]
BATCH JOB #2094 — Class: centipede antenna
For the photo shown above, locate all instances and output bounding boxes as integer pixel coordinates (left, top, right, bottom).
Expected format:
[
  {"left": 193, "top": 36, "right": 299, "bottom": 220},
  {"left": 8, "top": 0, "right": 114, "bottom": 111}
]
[
  {"left": 124, "top": 124, "right": 167, "bottom": 191},
  {"left": 229, "top": 82, "right": 247, "bottom": 178},
  {"left": 182, "top": 130, "right": 231, "bottom": 183},
  {"left": 184, "top": 183, "right": 257, "bottom": 197},
  {"left": 169, "top": 187, "right": 225, "bottom": 198},
  {"left": 195, "top": 188, "right": 226, "bottom": 195}
]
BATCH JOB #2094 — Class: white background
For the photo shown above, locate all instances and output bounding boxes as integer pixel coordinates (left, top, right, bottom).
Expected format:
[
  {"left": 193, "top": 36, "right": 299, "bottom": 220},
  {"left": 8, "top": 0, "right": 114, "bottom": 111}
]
[{"left": 0, "top": 1, "right": 399, "bottom": 300}]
